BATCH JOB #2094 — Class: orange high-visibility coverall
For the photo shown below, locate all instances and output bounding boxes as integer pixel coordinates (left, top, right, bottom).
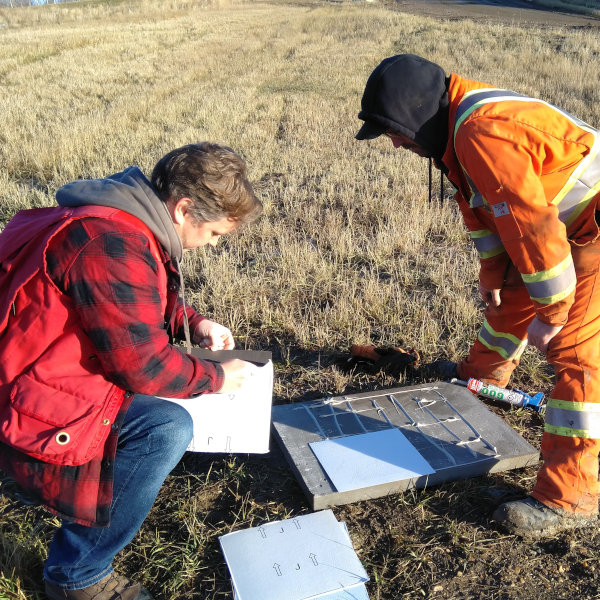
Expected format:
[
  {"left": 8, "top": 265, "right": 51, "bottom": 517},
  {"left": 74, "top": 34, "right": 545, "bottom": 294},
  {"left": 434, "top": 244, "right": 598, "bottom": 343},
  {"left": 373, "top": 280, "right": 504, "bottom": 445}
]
[{"left": 442, "top": 74, "right": 600, "bottom": 514}]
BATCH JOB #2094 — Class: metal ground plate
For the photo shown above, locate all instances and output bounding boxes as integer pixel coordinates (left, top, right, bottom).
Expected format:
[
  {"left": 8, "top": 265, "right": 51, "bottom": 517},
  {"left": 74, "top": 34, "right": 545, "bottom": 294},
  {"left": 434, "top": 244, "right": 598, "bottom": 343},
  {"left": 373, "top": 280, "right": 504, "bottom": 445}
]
[{"left": 271, "top": 382, "right": 539, "bottom": 510}]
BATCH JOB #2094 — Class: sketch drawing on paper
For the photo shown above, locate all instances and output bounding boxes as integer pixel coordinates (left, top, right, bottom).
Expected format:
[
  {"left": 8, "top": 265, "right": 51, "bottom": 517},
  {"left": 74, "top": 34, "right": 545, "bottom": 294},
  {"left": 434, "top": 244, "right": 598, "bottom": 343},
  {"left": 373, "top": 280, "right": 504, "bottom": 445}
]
[{"left": 162, "top": 360, "right": 273, "bottom": 454}]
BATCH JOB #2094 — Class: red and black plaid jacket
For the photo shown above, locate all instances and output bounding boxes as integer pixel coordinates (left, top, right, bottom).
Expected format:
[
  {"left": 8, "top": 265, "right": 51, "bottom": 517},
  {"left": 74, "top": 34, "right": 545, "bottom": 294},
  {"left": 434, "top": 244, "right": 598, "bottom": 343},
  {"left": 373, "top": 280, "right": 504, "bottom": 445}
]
[{"left": 0, "top": 213, "right": 223, "bottom": 526}]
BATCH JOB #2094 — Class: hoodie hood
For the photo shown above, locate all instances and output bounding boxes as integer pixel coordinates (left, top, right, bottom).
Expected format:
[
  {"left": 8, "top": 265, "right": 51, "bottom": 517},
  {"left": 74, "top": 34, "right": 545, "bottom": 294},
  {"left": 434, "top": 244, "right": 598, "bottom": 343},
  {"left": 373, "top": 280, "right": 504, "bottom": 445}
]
[
  {"left": 356, "top": 54, "right": 450, "bottom": 161},
  {"left": 56, "top": 167, "right": 183, "bottom": 262}
]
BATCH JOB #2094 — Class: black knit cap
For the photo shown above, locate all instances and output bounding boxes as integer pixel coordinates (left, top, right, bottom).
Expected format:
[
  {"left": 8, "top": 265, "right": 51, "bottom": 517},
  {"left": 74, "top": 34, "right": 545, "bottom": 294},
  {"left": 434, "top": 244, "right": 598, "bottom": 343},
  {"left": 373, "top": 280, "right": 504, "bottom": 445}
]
[{"left": 356, "top": 54, "right": 450, "bottom": 160}]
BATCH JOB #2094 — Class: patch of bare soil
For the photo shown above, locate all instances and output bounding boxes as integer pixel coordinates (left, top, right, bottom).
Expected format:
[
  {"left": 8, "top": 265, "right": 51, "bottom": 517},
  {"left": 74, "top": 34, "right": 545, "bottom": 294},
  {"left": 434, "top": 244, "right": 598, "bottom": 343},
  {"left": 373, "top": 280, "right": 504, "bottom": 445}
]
[{"left": 390, "top": 0, "right": 600, "bottom": 28}]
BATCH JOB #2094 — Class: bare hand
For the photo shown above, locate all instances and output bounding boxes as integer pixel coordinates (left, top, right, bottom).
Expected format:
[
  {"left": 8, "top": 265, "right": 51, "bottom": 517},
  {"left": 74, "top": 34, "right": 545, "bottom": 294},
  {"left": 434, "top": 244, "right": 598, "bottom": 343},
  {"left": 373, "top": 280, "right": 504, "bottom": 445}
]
[
  {"left": 219, "top": 359, "right": 258, "bottom": 393},
  {"left": 479, "top": 284, "right": 501, "bottom": 308},
  {"left": 527, "top": 317, "right": 563, "bottom": 354},
  {"left": 194, "top": 319, "right": 235, "bottom": 351}
]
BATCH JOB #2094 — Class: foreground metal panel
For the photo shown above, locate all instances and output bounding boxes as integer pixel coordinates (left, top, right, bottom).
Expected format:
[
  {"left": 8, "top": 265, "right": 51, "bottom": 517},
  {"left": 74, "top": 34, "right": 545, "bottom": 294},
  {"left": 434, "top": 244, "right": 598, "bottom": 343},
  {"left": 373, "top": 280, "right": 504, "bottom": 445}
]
[{"left": 271, "top": 382, "right": 539, "bottom": 510}]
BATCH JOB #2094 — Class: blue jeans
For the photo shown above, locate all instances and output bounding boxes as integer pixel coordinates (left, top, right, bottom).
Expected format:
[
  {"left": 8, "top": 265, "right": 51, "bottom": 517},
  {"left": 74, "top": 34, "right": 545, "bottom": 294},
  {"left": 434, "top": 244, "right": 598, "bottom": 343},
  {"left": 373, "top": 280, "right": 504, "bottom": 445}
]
[{"left": 43, "top": 395, "right": 193, "bottom": 589}]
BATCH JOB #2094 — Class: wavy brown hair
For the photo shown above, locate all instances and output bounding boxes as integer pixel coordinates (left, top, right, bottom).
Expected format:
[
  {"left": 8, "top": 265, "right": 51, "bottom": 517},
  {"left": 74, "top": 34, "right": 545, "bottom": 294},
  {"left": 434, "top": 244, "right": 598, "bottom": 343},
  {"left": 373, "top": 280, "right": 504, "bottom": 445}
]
[{"left": 151, "top": 142, "right": 262, "bottom": 225}]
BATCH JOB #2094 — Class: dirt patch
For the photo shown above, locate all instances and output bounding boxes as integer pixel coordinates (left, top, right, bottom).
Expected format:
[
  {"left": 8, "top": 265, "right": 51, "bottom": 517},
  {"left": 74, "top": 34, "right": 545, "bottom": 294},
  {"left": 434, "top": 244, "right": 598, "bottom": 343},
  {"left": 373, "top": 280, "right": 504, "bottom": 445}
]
[{"left": 390, "top": 0, "right": 600, "bottom": 28}]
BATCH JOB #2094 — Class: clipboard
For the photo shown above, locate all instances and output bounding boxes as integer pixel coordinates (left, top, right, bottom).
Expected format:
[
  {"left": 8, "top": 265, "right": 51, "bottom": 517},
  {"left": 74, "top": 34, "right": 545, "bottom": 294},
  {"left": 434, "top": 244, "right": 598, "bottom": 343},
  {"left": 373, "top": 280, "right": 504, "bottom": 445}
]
[
  {"left": 164, "top": 347, "right": 273, "bottom": 453},
  {"left": 188, "top": 348, "right": 272, "bottom": 366}
]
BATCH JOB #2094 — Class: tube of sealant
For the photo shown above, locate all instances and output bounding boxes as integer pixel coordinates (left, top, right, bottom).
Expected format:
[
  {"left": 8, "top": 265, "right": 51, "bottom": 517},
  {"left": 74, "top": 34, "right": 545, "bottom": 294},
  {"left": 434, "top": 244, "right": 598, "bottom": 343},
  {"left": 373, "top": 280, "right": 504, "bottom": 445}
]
[{"left": 466, "top": 378, "right": 527, "bottom": 408}]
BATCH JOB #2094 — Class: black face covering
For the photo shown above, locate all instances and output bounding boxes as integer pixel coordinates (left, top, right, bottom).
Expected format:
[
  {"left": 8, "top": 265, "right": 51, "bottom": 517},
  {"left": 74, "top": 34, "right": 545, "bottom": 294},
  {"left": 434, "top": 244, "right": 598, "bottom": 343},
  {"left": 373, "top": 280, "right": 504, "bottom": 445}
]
[{"left": 356, "top": 54, "right": 450, "bottom": 163}]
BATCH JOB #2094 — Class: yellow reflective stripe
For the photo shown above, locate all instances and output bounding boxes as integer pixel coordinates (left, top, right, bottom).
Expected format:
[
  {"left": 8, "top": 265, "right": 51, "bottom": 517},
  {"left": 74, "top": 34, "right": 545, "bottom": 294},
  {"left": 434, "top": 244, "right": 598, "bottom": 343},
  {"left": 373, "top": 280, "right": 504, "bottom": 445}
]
[
  {"left": 544, "top": 398, "right": 600, "bottom": 439},
  {"left": 521, "top": 254, "right": 572, "bottom": 284},
  {"left": 479, "top": 247, "right": 506, "bottom": 259},
  {"left": 520, "top": 254, "right": 576, "bottom": 305},
  {"left": 547, "top": 398, "right": 592, "bottom": 411},
  {"left": 544, "top": 423, "right": 595, "bottom": 438},
  {"left": 477, "top": 319, "right": 527, "bottom": 360}
]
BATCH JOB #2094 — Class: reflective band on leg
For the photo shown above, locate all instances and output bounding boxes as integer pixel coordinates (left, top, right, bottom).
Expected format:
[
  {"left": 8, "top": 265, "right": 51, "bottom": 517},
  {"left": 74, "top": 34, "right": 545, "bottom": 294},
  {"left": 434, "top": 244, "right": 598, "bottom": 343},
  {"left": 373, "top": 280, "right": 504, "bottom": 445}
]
[
  {"left": 477, "top": 319, "right": 527, "bottom": 361},
  {"left": 544, "top": 398, "right": 600, "bottom": 439}
]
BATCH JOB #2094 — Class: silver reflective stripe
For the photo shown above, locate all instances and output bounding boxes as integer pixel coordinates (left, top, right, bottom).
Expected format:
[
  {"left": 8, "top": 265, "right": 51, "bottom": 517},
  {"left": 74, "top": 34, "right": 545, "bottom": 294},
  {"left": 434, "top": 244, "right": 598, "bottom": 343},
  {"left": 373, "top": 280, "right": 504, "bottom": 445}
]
[
  {"left": 554, "top": 135, "right": 600, "bottom": 227},
  {"left": 454, "top": 89, "right": 525, "bottom": 131},
  {"left": 523, "top": 259, "right": 576, "bottom": 304},
  {"left": 471, "top": 191, "right": 485, "bottom": 208},
  {"left": 470, "top": 230, "right": 504, "bottom": 258},
  {"left": 544, "top": 399, "right": 600, "bottom": 439},
  {"left": 464, "top": 172, "right": 486, "bottom": 209},
  {"left": 558, "top": 178, "right": 593, "bottom": 225},
  {"left": 471, "top": 230, "right": 503, "bottom": 253},
  {"left": 477, "top": 319, "right": 526, "bottom": 361}
]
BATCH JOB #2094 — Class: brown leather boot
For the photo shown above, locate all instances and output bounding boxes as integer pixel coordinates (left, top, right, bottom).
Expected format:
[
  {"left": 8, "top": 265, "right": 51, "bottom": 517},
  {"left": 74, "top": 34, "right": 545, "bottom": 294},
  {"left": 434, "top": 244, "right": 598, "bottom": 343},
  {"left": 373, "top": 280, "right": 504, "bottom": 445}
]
[{"left": 45, "top": 573, "right": 153, "bottom": 600}]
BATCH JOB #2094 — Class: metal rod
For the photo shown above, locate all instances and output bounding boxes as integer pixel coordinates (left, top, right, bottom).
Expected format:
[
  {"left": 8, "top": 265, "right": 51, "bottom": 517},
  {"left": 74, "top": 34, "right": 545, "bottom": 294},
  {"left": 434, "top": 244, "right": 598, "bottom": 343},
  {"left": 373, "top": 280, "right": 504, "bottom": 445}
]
[
  {"left": 346, "top": 399, "right": 369, "bottom": 433},
  {"left": 371, "top": 399, "right": 393, "bottom": 427},
  {"left": 434, "top": 390, "right": 498, "bottom": 454},
  {"left": 413, "top": 396, "right": 478, "bottom": 458},
  {"left": 388, "top": 394, "right": 457, "bottom": 466}
]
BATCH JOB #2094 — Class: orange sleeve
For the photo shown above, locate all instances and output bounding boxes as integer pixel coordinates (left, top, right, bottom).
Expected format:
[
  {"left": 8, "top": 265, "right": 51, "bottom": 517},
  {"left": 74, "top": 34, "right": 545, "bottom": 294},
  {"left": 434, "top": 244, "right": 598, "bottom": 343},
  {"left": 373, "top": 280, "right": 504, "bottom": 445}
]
[
  {"left": 455, "top": 117, "right": 575, "bottom": 326},
  {"left": 454, "top": 189, "right": 511, "bottom": 291}
]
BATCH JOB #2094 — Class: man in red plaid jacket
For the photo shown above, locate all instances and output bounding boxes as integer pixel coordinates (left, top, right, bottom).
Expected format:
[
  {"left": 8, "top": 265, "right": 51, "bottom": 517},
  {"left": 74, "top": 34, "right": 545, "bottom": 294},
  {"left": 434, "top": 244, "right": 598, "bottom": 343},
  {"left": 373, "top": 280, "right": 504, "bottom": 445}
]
[{"left": 0, "top": 142, "right": 262, "bottom": 600}]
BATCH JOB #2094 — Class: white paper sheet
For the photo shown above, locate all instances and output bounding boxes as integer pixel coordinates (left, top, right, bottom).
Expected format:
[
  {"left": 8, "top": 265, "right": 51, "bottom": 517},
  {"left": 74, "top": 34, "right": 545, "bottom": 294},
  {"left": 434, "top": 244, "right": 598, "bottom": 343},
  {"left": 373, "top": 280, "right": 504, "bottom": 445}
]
[
  {"left": 234, "top": 583, "right": 369, "bottom": 600},
  {"left": 162, "top": 360, "right": 273, "bottom": 454},
  {"left": 308, "top": 428, "right": 435, "bottom": 493},
  {"left": 318, "top": 586, "right": 369, "bottom": 600},
  {"left": 220, "top": 510, "right": 369, "bottom": 600}
]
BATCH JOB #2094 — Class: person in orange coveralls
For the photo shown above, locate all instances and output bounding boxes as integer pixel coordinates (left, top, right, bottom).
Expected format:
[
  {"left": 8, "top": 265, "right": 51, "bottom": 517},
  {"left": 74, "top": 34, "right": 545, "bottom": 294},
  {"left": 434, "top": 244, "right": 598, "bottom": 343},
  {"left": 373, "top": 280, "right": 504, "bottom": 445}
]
[{"left": 355, "top": 54, "right": 600, "bottom": 537}]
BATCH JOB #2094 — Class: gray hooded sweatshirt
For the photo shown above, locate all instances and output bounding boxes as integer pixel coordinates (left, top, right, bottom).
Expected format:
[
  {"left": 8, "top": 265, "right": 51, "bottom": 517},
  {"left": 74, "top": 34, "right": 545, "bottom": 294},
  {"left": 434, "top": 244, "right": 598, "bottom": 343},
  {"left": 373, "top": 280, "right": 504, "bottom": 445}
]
[{"left": 56, "top": 166, "right": 183, "bottom": 263}]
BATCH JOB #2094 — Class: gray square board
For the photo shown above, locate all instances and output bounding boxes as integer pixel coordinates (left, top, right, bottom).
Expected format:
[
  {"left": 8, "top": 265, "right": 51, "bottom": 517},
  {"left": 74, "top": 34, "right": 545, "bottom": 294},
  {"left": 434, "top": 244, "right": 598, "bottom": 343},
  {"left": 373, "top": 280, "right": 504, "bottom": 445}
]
[{"left": 271, "top": 382, "right": 539, "bottom": 510}]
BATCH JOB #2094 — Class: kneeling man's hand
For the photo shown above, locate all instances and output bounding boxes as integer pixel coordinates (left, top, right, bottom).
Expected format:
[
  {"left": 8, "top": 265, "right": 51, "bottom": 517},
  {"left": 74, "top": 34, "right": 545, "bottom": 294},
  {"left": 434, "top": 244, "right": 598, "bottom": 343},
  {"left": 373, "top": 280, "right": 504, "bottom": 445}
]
[
  {"left": 194, "top": 319, "right": 235, "bottom": 351},
  {"left": 527, "top": 317, "right": 563, "bottom": 354},
  {"left": 219, "top": 359, "right": 259, "bottom": 393}
]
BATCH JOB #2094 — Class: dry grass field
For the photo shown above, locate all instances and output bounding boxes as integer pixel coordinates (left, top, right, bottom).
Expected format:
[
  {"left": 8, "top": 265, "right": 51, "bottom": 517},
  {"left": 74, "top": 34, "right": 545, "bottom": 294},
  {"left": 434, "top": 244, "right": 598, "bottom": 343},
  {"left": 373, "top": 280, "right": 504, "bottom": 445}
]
[{"left": 1, "top": 0, "right": 600, "bottom": 599}]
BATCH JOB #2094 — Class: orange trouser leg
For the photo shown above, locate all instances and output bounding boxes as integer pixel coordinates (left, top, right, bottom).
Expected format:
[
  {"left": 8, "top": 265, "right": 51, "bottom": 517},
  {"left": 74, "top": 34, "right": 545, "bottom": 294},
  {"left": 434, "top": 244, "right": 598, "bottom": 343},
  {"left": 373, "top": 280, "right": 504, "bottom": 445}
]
[
  {"left": 457, "top": 250, "right": 600, "bottom": 514},
  {"left": 457, "top": 264, "right": 534, "bottom": 388},
  {"left": 531, "top": 242, "right": 600, "bottom": 514}
]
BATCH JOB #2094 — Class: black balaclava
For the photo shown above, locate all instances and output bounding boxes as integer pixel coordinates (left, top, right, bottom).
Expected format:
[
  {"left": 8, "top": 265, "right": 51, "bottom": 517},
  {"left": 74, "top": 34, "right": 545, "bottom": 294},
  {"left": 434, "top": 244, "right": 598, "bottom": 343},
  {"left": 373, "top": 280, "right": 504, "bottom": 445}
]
[{"left": 356, "top": 54, "right": 450, "bottom": 163}]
